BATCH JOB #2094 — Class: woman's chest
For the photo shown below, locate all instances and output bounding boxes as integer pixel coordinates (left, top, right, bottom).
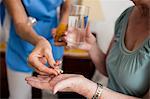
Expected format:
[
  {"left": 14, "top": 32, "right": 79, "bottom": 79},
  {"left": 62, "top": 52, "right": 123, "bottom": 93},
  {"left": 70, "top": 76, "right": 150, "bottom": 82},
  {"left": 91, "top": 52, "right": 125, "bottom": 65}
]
[
  {"left": 106, "top": 47, "right": 149, "bottom": 94},
  {"left": 125, "top": 16, "right": 149, "bottom": 51}
]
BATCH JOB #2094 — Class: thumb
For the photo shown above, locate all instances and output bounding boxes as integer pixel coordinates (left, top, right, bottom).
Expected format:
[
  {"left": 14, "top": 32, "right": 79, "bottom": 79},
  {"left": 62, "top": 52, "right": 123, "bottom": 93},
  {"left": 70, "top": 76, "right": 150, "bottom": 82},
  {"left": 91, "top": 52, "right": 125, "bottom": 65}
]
[
  {"left": 53, "top": 78, "right": 73, "bottom": 94},
  {"left": 86, "top": 23, "right": 91, "bottom": 36}
]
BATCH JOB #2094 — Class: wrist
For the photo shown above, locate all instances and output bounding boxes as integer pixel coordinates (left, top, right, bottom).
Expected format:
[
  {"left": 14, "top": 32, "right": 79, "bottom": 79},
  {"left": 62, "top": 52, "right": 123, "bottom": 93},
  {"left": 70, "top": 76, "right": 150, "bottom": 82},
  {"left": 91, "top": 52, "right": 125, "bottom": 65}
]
[
  {"left": 88, "top": 42, "right": 97, "bottom": 53},
  {"left": 86, "top": 82, "right": 97, "bottom": 98},
  {"left": 75, "top": 77, "right": 97, "bottom": 98},
  {"left": 34, "top": 36, "right": 47, "bottom": 46},
  {"left": 92, "top": 83, "right": 104, "bottom": 99}
]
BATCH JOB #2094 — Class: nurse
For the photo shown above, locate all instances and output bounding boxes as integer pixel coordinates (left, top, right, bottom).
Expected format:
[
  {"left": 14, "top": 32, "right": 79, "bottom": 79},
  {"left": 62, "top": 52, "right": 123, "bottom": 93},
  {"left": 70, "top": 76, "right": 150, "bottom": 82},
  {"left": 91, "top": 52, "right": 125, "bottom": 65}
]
[{"left": 4, "top": 0, "right": 71, "bottom": 99}]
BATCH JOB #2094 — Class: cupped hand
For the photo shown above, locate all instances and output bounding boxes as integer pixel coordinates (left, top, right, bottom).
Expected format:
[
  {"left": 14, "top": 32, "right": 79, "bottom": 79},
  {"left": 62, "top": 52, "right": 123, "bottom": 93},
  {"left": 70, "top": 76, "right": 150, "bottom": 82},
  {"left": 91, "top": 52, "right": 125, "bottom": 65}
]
[
  {"left": 28, "top": 37, "right": 60, "bottom": 76},
  {"left": 26, "top": 74, "right": 97, "bottom": 98}
]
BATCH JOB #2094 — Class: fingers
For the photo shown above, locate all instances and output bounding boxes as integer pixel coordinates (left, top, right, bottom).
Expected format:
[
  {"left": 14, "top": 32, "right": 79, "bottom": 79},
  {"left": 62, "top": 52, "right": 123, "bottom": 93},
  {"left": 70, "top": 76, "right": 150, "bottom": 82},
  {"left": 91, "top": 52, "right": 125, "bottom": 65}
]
[
  {"left": 27, "top": 37, "right": 63, "bottom": 76},
  {"left": 54, "top": 68, "right": 63, "bottom": 74},
  {"left": 37, "top": 75, "right": 55, "bottom": 79},
  {"left": 34, "top": 69, "right": 49, "bottom": 75},
  {"left": 26, "top": 74, "right": 80, "bottom": 94},
  {"left": 45, "top": 53, "right": 63, "bottom": 74},
  {"left": 54, "top": 42, "right": 67, "bottom": 46},
  {"left": 54, "top": 31, "right": 67, "bottom": 46},
  {"left": 26, "top": 76, "right": 41, "bottom": 82},
  {"left": 28, "top": 51, "right": 63, "bottom": 76},
  {"left": 37, "top": 75, "right": 55, "bottom": 83},
  {"left": 86, "top": 23, "right": 91, "bottom": 37},
  {"left": 55, "top": 60, "right": 62, "bottom": 65},
  {"left": 28, "top": 54, "right": 58, "bottom": 76},
  {"left": 26, "top": 76, "right": 52, "bottom": 90},
  {"left": 43, "top": 49, "right": 55, "bottom": 68}
]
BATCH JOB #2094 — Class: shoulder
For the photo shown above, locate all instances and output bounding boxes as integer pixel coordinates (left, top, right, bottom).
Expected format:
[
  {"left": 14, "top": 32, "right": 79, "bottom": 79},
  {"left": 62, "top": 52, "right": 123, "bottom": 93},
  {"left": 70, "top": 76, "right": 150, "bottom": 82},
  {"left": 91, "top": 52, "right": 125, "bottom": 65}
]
[
  {"left": 115, "top": 6, "right": 134, "bottom": 27},
  {"left": 114, "top": 6, "right": 134, "bottom": 38}
]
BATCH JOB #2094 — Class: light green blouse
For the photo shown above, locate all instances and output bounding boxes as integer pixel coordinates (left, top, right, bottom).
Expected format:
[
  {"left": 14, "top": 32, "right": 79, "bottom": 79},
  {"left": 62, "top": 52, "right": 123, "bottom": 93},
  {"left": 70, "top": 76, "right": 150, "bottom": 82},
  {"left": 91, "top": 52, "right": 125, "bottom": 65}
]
[{"left": 106, "top": 6, "right": 150, "bottom": 98}]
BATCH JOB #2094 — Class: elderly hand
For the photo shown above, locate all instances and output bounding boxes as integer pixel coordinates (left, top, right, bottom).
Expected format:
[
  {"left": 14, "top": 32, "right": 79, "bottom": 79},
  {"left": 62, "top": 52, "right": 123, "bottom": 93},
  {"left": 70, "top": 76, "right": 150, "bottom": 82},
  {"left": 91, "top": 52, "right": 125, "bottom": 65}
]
[
  {"left": 78, "top": 24, "right": 97, "bottom": 51},
  {"left": 26, "top": 74, "right": 97, "bottom": 98},
  {"left": 28, "top": 37, "right": 61, "bottom": 76}
]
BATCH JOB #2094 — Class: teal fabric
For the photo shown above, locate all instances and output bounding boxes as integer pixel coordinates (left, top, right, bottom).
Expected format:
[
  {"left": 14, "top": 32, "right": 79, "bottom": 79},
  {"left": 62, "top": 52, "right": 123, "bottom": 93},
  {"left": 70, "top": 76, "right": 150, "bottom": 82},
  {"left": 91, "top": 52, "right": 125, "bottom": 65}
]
[{"left": 106, "top": 6, "right": 150, "bottom": 98}]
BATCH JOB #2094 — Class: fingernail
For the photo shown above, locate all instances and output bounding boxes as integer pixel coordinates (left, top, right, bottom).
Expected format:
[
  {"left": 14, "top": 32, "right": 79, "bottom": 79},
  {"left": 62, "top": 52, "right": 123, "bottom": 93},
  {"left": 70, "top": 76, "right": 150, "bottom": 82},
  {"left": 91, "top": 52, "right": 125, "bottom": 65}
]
[
  {"left": 27, "top": 82, "right": 30, "bottom": 85},
  {"left": 25, "top": 78, "right": 28, "bottom": 81},
  {"left": 54, "top": 72, "right": 58, "bottom": 76},
  {"left": 58, "top": 60, "right": 62, "bottom": 64},
  {"left": 25, "top": 77, "right": 30, "bottom": 81},
  {"left": 53, "top": 90, "right": 57, "bottom": 94}
]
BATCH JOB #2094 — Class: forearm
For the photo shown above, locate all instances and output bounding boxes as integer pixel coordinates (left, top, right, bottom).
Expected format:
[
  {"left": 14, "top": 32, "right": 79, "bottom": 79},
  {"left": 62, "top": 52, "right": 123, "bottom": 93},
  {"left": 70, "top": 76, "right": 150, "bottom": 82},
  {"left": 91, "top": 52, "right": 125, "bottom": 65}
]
[
  {"left": 4, "top": 0, "right": 43, "bottom": 46},
  {"left": 88, "top": 42, "right": 107, "bottom": 76},
  {"left": 83, "top": 82, "right": 141, "bottom": 99},
  {"left": 100, "top": 87, "right": 141, "bottom": 99},
  {"left": 59, "top": 0, "right": 71, "bottom": 24},
  {"left": 15, "top": 22, "right": 44, "bottom": 46}
]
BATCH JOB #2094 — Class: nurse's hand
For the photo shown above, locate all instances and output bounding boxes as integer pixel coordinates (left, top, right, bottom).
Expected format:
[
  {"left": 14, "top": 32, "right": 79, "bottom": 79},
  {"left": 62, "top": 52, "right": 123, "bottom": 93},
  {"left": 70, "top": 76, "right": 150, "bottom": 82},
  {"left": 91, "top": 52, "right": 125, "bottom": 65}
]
[
  {"left": 28, "top": 37, "right": 59, "bottom": 76},
  {"left": 26, "top": 74, "right": 97, "bottom": 98},
  {"left": 51, "top": 28, "right": 67, "bottom": 46}
]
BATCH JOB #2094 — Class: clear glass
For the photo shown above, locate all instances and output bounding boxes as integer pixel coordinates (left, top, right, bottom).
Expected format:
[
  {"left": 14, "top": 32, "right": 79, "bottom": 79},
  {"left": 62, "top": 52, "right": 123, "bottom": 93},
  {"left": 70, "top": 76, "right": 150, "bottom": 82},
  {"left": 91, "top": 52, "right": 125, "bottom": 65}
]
[{"left": 67, "top": 5, "right": 89, "bottom": 48}]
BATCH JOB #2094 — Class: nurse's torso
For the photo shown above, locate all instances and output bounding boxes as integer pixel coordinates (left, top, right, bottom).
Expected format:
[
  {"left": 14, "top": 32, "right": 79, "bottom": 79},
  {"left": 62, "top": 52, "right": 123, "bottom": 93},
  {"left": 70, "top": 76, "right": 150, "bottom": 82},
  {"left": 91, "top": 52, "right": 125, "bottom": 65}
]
[
  {"left": 6, "top": 0, "right": 64, "bottom": 72},
  {"left": 23, "top": 0, "right": 62, "bottom": 21}
]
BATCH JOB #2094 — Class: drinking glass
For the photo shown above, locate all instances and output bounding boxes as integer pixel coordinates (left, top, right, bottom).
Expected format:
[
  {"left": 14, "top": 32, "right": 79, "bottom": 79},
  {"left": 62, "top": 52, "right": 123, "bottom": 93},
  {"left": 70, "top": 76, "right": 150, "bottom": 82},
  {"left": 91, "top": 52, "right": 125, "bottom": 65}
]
[{"left": 67, "top": 5, "right": 89, "bottom": 48}]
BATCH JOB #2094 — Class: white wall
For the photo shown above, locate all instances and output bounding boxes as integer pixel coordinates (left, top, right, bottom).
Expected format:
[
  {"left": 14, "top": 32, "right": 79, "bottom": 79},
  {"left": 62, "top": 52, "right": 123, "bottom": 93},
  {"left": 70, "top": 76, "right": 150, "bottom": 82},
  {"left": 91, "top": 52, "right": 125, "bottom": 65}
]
[{"left": 90, "top": 0, "right": 133, "bottom": 53}]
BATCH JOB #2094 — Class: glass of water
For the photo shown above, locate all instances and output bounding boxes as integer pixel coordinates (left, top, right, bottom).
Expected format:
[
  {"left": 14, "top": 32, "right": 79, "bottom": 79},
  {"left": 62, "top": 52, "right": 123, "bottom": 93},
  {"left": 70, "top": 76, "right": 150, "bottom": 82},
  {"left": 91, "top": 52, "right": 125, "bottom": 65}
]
[{"left": 66, "top": 5, "right": 89, "bottom": 48}]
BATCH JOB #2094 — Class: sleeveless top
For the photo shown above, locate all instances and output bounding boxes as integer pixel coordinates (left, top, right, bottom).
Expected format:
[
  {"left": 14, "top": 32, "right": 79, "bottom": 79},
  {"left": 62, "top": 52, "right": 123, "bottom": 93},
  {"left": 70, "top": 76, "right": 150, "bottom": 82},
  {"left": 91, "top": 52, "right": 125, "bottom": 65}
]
[
  {"left": 106, "top": 6, "right": 150, "bottom": 97},
  {"left": 6, "top": 0, "right": 64, "bottom": 72}
]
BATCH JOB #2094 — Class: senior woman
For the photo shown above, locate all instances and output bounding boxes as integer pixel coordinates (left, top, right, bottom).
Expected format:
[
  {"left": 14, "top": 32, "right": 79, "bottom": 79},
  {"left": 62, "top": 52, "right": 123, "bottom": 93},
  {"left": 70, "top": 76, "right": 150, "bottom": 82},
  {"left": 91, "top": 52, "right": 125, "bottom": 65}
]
[{"left": 26, "top": 0, "right": 150, "bottom": 98}]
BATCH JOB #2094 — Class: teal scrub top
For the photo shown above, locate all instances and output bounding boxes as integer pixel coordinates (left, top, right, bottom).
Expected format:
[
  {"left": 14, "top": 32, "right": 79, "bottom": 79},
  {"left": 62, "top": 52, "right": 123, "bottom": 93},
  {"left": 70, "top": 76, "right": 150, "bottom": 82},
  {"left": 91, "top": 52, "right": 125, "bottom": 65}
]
[
  {"left": 6, "top": 0, "right": 64, "bottom": 72},
  {"left": 106, "top": 6, "right": 150, "bottom": 98}
]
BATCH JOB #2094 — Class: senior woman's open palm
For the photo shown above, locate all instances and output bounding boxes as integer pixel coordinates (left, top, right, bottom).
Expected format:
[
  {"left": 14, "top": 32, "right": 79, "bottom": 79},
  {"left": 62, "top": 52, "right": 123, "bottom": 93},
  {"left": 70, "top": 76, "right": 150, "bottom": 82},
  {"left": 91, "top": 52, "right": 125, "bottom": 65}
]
[{"left": 26, "top": 74, "right": 97, "bottom": 97}]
